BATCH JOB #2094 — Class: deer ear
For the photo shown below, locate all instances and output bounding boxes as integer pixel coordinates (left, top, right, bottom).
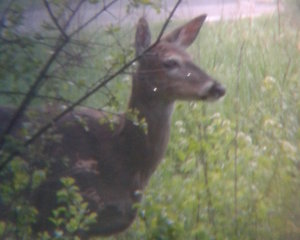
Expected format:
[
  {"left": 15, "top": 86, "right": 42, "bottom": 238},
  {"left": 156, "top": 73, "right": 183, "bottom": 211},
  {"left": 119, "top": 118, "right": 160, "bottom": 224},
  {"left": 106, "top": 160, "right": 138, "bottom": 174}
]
[
  {"left": 135, "top": 17, "right": 151, "bottom": 57},
  {"left": 162, "top": 14, "right": 207, "bottom": 48}
]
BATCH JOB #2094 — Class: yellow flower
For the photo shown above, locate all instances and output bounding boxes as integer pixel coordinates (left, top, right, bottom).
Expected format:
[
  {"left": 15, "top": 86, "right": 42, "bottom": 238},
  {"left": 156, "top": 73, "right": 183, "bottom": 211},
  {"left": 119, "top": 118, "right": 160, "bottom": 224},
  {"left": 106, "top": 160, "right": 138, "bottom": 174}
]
[{"left": 261, "top": 76, "right": 276, "bottom": 92}]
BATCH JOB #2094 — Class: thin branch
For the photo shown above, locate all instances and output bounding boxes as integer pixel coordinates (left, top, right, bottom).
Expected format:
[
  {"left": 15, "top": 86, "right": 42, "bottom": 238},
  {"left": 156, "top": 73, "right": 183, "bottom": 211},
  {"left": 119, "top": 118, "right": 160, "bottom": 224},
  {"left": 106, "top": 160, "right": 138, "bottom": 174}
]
[
  {"left": 43, "top": 0, "right": 68, "bottom": 40},
  {"left": 0, "top": 90, "right": 71, "bottom": 104},
  {"left": 69, "top": 0, "right": 119, "bottom": 38},
  {"left": 155, "top": 0, "right": 182, "bottom": 43},
  {"left": 0, "top": 0, "right": 183, "bottom": 172},
  {"left": 0, "top": 0, "right": 17, "bottom": 30},
  {"left": 0, "top": 39, "right": 68, "bottom": 150},
  {"left": 63, "top": 0, "right": 86, "bottom": 31}
]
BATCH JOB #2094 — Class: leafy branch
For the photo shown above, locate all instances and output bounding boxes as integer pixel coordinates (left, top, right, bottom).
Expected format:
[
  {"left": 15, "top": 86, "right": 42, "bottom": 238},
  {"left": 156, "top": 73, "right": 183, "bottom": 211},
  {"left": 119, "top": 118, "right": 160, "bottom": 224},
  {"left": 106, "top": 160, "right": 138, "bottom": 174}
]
[
  {"left": 0, "top": 0, "right": 119, "bottom": 150},
  {"left": 0, "top": 0, "right": 183, "bottom": 171}
]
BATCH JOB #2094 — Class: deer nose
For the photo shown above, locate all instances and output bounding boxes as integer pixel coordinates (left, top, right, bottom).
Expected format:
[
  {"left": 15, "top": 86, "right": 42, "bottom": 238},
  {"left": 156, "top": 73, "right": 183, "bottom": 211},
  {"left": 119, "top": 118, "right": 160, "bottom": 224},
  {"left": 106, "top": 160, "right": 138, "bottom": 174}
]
[{"left": 210, "top": 82, "right": 226, "bottom": 99}]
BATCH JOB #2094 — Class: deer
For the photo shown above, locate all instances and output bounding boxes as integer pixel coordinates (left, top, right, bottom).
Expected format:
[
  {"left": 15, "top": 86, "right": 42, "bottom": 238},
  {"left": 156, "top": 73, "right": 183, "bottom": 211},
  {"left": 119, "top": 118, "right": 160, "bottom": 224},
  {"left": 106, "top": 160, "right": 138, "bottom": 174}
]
[{"left": 0, "top": 14, "right": 225, "bottom": 237}]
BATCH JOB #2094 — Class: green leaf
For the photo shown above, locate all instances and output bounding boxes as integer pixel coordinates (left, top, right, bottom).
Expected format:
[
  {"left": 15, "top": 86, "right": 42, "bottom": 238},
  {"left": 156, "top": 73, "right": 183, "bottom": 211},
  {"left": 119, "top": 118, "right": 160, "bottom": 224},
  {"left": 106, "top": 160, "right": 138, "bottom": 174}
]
[
  {"left": 57, "top": 189, "right": 68, "bottom": 203},
  {"left": 32, "top": 170, "right": 47, "bottom": 189}
]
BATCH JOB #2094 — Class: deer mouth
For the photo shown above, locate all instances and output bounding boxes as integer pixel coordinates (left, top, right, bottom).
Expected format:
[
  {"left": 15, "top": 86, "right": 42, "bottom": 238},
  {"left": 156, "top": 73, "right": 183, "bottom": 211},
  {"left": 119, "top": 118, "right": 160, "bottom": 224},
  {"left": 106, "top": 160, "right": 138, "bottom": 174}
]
[{"left": 200, "top": 81, "right": 226, "bottom": 101}]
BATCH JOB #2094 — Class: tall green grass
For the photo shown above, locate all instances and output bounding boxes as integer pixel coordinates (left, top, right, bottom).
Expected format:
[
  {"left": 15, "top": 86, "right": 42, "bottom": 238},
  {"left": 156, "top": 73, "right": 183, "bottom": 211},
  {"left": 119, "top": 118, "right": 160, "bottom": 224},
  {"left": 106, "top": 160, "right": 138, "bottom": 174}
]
[{"left": 99, "top": 15, "right": 300, "bottom": 240}]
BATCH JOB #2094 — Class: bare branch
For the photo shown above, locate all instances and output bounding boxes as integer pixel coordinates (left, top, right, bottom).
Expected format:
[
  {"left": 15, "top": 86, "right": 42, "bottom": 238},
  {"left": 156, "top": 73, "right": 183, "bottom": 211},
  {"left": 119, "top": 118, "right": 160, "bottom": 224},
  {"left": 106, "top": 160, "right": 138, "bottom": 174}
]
[
  {"left": 69, "top": 0, "right": 119, "bottom": 38},
  {"left": 155, "top": 0, "right": 182, "bottom": 43},
  {"left": 0, "top": 39, "right": 68, "bottom": 149},
  {"left": 43, "top": 0, "right": 68, "bottom": 40},
  {"left": 63, "top": 0, "right": 86, "bottom": 32}
]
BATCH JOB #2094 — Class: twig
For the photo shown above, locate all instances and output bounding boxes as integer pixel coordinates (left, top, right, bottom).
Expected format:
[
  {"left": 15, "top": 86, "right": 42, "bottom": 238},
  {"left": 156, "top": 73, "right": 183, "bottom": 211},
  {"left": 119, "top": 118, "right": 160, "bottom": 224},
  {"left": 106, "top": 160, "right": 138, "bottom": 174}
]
[
  {"left": 0, "top": 0, "right": 17, "bottom": 30},
  {"left": 63, "top": 0, "right": 86, "bottom": 32},
  {"left": 155, "top": 0, "right": 182, "bottom": 43},
  {"left": 69, "top": 0, "right": 119, "bottom": 38},
  {"left": 0, "top": 90, "right": 71, "bottom": 104},
  {"left": 0, "top": 39, "right": 68, "bottom": 150},
  {"left": 0, "top": 40, "right": 68, "bottom": 148},
  {"left": 43, "top": 0, "right": 68, "bottom": 40}
]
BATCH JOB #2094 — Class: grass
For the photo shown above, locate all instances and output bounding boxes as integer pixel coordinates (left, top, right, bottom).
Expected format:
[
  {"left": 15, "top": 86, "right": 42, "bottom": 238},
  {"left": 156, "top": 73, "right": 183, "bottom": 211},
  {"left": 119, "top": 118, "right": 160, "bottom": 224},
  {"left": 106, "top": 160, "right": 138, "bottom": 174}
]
[{"left": 106, "top": 15, "right": 300, "bottom": 240}]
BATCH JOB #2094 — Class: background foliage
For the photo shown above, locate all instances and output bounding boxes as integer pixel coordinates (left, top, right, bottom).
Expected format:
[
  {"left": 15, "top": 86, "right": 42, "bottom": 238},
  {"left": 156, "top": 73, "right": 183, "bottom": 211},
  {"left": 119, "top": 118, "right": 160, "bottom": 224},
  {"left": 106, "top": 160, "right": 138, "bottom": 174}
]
[{"left": 1, "top": 0, "right": 300, "bottom": 239}]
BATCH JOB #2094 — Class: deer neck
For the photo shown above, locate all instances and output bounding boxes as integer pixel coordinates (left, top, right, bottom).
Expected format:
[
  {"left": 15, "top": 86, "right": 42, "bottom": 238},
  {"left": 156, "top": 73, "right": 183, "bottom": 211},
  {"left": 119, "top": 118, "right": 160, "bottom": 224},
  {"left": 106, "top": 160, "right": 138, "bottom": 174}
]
[{"left": 127, "top": 74, "right": 174, "bottom": 176}]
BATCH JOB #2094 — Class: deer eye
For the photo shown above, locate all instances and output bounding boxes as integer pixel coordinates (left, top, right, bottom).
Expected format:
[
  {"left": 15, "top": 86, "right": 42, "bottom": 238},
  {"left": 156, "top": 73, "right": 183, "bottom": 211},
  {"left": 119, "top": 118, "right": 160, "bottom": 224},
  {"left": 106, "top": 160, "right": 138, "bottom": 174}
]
[{"left": 162, "top": 59, "right": 180, "bottom": 70}]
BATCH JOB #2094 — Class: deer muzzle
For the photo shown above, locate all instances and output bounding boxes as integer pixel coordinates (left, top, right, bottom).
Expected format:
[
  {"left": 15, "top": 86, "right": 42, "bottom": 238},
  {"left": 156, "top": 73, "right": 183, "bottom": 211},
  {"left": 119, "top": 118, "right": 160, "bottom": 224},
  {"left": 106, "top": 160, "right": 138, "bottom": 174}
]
[{"left": 200, "top": 80, "right": 226, "bottom": 101}]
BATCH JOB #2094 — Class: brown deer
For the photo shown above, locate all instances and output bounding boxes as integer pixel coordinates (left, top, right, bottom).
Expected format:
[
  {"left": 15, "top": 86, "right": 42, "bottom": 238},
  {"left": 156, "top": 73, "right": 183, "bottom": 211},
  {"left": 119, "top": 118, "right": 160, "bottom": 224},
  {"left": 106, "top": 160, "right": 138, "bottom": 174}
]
[{"left": 0, "top": 15, "right": 225, "bottom": 236}]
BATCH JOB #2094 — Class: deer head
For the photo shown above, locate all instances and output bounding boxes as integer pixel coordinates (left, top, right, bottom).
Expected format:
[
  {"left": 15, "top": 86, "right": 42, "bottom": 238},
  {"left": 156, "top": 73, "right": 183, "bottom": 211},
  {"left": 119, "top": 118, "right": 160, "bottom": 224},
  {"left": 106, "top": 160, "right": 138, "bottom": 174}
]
[{"left": 133, "top": 14, "right": 226, "bottom": 104}]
